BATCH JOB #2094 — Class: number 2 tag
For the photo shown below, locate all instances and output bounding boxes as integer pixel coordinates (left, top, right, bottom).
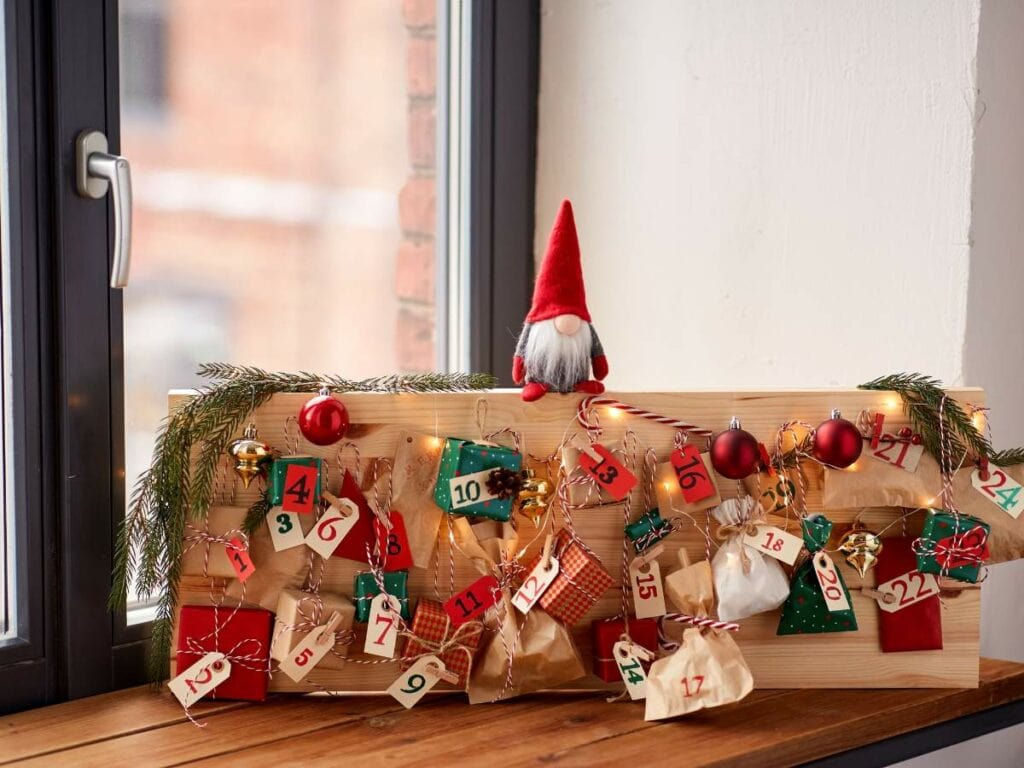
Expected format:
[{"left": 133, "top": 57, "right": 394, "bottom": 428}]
[
  {"left": 742, "top": 525, "right": 803, "bottom": 566},
  {"left": 364, "top": 593, "right": 400, "bottom": 658},
  {"left": 670, "top": 445, "right": 716, "bottom": 503},
  {"left": 281, "top": 463, "right": 319, "bottom": 513},
  {"left": 444, "top": 574, "right": 501, "bottom": 627},
  {"left": 387, "top": 655, "right": 446, "bottom": 709},
  {"left": 628, "top": 556, "right": 667, "bottom": 619},
  {"left": 304, "top": 499, "right": 360, "bottom": 559},
  {"left": 448, "top": 469, "right": 498, "bottom": 511},
  {"left": 266, "top": 508, "right": 305, "bottom": 552},
  {"left": 579, "top": 444, "right": 638, "bottom": 501},
  {"left": 613, "top": 641, "right": 652, "bottom": 700},
  {"left": 512, "top": 556, "right": 559, "bottom": 614},
  {"left": 277, "top": 621, "right": 336, "bottom": 682},
  {"left": 227, "top": 537, "right": 255, "bottom": 583},
  {"left": 972, "top": 467, "right": 1024, "bottom": 519},
  {"left": 374, "top": 511, "right": 414, "bottom": 571},
  {"left": 875, "top": 570, "right": 940, "bottom": 614},
  {"left": 814, "top": 552, "right": 850, "bottom": 612},
  {"left": 167, "top": 652, "right": 231, "bottom": 708},
  {"left": 865, "top": 435, "right": 924, "bottom": 473}
]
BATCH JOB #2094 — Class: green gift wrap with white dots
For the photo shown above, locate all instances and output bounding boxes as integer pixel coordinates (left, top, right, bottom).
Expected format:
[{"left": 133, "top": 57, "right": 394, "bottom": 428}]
[{"left": 432, "top": 438, "right": 522, "bottom": 522}]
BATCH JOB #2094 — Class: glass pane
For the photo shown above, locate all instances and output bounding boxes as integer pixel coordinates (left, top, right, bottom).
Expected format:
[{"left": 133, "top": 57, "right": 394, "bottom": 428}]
[
  {"left": 0, "top": 3, "right": 11, "bottom": 639},
  {"left": 119, "top": 0, "right": 447, "bottom": 618}
]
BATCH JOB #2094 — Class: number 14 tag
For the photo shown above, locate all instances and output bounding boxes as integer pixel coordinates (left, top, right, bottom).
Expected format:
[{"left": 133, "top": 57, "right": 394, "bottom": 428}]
[
  {"left": 972, "top": 467, "right": 1024, "bottom": 519},
  {"left": 613, "top": 641, "right": 652, "bottom": 700}
]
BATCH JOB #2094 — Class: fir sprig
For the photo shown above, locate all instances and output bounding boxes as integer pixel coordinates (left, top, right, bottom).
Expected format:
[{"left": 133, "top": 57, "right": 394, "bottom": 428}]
[{"left": 113, "top": 364, "right": 495, "bottom": 681}]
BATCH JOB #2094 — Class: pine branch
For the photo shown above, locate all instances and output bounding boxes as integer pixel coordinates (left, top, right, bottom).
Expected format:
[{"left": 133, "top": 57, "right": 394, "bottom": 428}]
[{"left": 243, "top": 491, "right": 272, "bottom": 536}]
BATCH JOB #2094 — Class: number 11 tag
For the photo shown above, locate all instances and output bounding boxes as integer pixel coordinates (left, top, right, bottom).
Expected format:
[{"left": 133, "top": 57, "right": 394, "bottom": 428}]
[
  {"left": 613, "top": 641, "right": 652, "bottom": 700},
  {"left": 814, "top": 552, "right": 851, "bottom": 612},
  {"left": 444, "top": 575, "right": 501, "bottom": 627},
  {"left": 167, "top": 652, "right": 231, "bottom": 708},
  {"left": 387, "top": 655, "right": 447, "bottom": 709},
  {"left": 742, "top": 524, "right": 803, "bottom": 566},
  {"left": 364, "top": 593, "right": 400, "bottom": 658},
  {"left": 628, "top": 554, "right": 667, "bottom": 619}
]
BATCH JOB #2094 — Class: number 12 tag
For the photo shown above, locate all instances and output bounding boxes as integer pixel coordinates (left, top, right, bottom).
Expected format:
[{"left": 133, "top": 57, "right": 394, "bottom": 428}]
[
  {"left": 972, "top": 467, "right": 1024, "bottom": 519},
  {"left": 387, "top": 655, "right": 446, "bottom": 709},
  {"left": 444, "top": 575, "right": 501, "bottom": 627},
  {"left": 814, "top": 552, "right": 851, "bottom": 612},
  {"left": 670, "top": 444, "right": 716, "bottom": 503},
  {"left": 628, "top": 556, "right": 667, "bottom": 619},
  {"left": 512, "top": 556, "right": 559, "bottom": 614},
  {"left": 613, "top": 641, "right": 652, "bottom": 700},
  {"left": 579, "top": 444, "right": 638, "bottom": 501},
  {"left": 304, "top": 499, "right": 360, "bottom": 559},
  {"left": 742, "top": 525, "right": 803, "bottom": 566},
  {"left": 364, "top": 593, "right": 400, "bottom": 658},
  {"left": 167, "top": 652, "right": 231, "bottom": 708},
  {"left": 267, "top": 508, "right": 305, "bottom": 552}
]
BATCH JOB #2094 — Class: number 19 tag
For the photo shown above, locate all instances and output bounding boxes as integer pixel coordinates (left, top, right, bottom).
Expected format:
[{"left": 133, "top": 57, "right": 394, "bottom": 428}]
[
  {"left": 971, "top": 467, "right": 1024, "bottom": 519},
  {"left": 387, "top": 654, "right": 446, "bottom": 709},
  {"left": 579, "top": 444, "right": 638, "bottom": 501},
  {"left": 613, "top": 641, "right": 652, "bottom": 700},
  {"left": 742, "top": 524, "right": 803, "bottom": 566},
  {"left": 814, "top": 552, "right": 851, "bottom": 612},
  {"left": 167, "top": 652, "right": 231, "bottom": 708},
  {"left": 628, "top": 555, "right": 667, "bottom": 619},
  {"left": 266, "top": 508, "right": 305, "bottom": 552},
  {"left": 512, "top": 556, "right": 559, "bottom": 614},
  {"left": 364, "top": 593, "right": 400, "bottom": 658}
]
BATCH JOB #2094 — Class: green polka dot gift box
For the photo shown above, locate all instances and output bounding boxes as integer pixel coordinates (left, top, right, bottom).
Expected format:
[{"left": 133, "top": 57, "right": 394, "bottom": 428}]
[{"left": 433, "top": 438, "right": 523, "bottom": 522}]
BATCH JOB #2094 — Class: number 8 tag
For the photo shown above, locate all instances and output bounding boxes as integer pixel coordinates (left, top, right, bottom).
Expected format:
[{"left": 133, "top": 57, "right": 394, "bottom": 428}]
[{"left": 387, "top": 655, "right": 446, "bottom": 709}]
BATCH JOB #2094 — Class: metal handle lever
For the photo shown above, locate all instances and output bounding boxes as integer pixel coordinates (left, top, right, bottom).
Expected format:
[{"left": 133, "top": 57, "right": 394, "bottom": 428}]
[{"left": 75, "top": 130, "right": 132, "bottom": 288}]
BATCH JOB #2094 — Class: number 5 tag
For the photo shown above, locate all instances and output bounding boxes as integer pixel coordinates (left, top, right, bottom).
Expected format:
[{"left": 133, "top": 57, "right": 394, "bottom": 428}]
[
  {"left": 387, "top": 655, "right": 447, "bottom": 709},
  {"left": 167, "top": 652, "right": 231, "bottom": 708},
  {"left": 972, "top": 467, "right": 1024, "bottom": 519},
  {"left": 277, "top": 612, "right": 343, "bottom": 682}
]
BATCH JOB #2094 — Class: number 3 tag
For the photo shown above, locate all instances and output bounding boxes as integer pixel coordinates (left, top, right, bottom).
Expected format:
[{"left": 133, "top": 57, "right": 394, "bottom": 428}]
[
  {"left": 167, "top": 652, "right": 231, "bottom": 708},
  {"left": 512, "top": 556, "right": 559, "bottom": 614},
  {"left": 875, "top": 570, "right": 940, "bottom": 614},
  {"left": 304, "top": 499, "right": 359, "bottom": 559},
  {"left": 266, "top": 508, "right": 305, "bottom": 552},
  {"left": 742, "top": 525, "right": 803, "bottom": 566},
  {"left": 814, "top": 552, "right": 851, "bottom": 612},
  {"left": 364, "top": 593, "right": 400, "bottom": 658},
  {"left": 628, "top": 555, "right": 667, "bottom": 619},
  {"left": 972, "top": 467, "right": 1024, "bottom": 519},
  {"left": 579, "top": 444, "right": 638, "bottom": 501},
  {"left": 387, "top": 655, "right": 446, "bottom": 709}
]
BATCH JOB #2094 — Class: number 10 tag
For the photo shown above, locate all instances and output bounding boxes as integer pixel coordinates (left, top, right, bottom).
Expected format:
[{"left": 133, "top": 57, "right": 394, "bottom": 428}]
[
  {"left": 167, "top": 652, "right": 231, "bottom": 708},
  {"left": 613, "top": 641, "right": 652, "bottom": 700},
  {"left": 448, "top": 469, "right": 498, "bottom": 510},
  {"left": 387, "top": 655, "right": 447, "bottom": 709},
  {"left": 814, "top": 552, "right": 851, "bottom": 612},
  {"left": 742, "top": 525, "right": 803, "bottom": 566}
]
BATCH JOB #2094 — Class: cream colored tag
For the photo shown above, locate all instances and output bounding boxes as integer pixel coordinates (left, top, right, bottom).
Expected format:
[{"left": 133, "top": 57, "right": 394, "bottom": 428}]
[
  {"left": 971, "top": 467, "right": 1024, "bottom": 519},
  {"left": 813, "top": 552, "right": 851, "bottom": 612},
  {"left": 512, "top": 555, "right": 560, "bottom": 614},
  {"left": 448, "top": 469, "right": 500, "bottom": 510},
  {"left": 304, "top": 499, "right": 359, "bottom": 559},
  {"left": 266, "top": 508, "right": 304, "bottom": 552},
  {"left": 167, "top": 652, "right": 231, "bottom": 708},
  {"left": 742, "top": 524, "right": 803, "bottom": 566},
  {"left": 875, "top": 570, "right": 940, "bottom": 614},
  {"left": 613, "top": 640, "right": 652, "bottom": 700},
  {"left": 387, "top": 655, "right": 446, "bottom": 709},
  {"left": 629, "top": 556, "right": 667, "bottom": 619}
]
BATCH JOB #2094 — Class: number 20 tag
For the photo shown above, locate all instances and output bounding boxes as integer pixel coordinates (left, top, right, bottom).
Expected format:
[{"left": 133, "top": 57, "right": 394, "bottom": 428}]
[
  {"left": 512, "top": 556, "right": 559, "bottom": 614},
  {"left": 387, "top": 655, "right": 447, "bottom": 709},
  {"left": 972, "top": 467, "right": 1024, "bottom": 519},
  {"left": 167, "top": 652, "right": 231, "bottom": 708},
  {"left": 742, "top": 525, "right": 803, "bottom": 566},
  {"left": 578, "top": 444, "right": 638, "bottom": 501},
  {"left": 814, "top": 552, "right": 850, "bottom": 612}
]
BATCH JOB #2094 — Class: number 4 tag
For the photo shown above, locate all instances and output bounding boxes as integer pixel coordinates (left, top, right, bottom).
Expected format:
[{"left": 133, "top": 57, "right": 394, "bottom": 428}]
[
  {"left": 972, "top": 467, "right": 1024, "bottom": 519},
  {"left": 167, "top": 652, "right": 231, "bottom": 708}
]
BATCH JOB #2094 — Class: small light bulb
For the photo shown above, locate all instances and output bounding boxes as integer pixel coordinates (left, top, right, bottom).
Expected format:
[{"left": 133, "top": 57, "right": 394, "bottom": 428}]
[
  {"left": 885, "top": 398, "right": 899, "bottom": 412},
  {"left": 662, "top": 482, "right": 673, "bottom": 491},
  {"left": 430, "top": 436, "right": 442, "bottom": 448},
  {"left": 925, "top": 497, "right": 936, "bottom": 507},
  {"left": 973, "top": 412, "right": 986, "bottom": 432},
  {"left": 607, "top": 408, "right": 623, "bottom": 420}
]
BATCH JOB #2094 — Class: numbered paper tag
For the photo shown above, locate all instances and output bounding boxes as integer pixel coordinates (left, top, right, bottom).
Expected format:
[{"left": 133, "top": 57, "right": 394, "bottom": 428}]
[
  {"left": 444, "top": 574, "right": 501, "bottom": 627},
  {"left": 742, "top": 525, "right": 803, "bottom": 566},
  {"left": 864, "top": 435, "right": 924, "bottom": 473},
  {"left": 448, "top": 469, "right": 499, "bottom": 511},
  {"left": 613, "top": 641, "right": 651, "bottom": 700},
  {"left": 304, "top": 499, "right": 360, "bottom": 559},
  {"left": 226, "top": 537, "right": 255, "bottom": 583},
  {"left": 813, "top": 552, "right": 851, "bottom": 612},
  {"left": 374, "top": 511, "right": 414, "bottom": 571},
  {"left": 972, "top": 467, "right": 1024, "bottom": 519},
  {"left": 266, "top": 508, "right": 305, "bottom": 552},
  {"left": 512, "top": 556, "right": 560, "bottom": 614},
  {"left": 628, "top": 556, "right": 667, "bottom": 619},
  {"left": 387, "top": 654, "right": 446, "bottom": 709},
  {"left": 875, "top": 570, "right": 941, "bottom": 614},
  {"left": 670, "top": 444, "right": 716, "bottom": 503},
  {"left": 281, "top": 463, "right": 319, "bottom": 513},
  {"left": 277, "top": 624, "right": 335, "bottom": 682},
  {"left": 758, "top": 474, "right": 798, "bottom": 514},
  {"left": 167, "top": 652, "right": 231, "bottom": 708},
  {"left": 364, "top": 593, "right": 400, "bottom": 658},
  {"left": 578, "top": 443, "right": 638, "bottom": 501}
]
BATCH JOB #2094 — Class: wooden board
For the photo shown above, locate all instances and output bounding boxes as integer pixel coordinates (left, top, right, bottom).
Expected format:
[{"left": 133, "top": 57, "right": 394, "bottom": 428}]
[{"left": 170, "top": 388, "right": 984, "bottom": 691}]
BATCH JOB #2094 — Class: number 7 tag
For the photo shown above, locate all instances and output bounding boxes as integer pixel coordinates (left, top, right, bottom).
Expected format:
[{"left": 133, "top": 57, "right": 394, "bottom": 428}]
[{"left": 364, "top": 593, "right": 400, "bottom": 658}]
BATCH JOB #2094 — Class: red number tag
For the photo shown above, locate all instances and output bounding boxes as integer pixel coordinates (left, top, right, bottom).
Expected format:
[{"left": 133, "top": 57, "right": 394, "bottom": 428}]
[
  {"left": 579, "top": 444, "right": 638, "bottom": 501},
  {"left": 226, "top": 537, "right": 255, "bottom": 583},
  {"left": 281, "top": 463, "right": 318, "bottom": 513},
  {"left": 670, "top": 445, "right": 715, "bottom": 503},
  {"left": 443, "top": 575, "right": 500, "bottom": 627},
  {"left": 374, "top": 511, "right": 414, "bottom": 572}
]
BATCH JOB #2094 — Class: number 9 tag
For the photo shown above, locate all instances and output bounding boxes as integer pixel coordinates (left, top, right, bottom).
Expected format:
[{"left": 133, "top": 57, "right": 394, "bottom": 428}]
[{"left": 387, "top": 655, "right": 446, "bottom": 709}]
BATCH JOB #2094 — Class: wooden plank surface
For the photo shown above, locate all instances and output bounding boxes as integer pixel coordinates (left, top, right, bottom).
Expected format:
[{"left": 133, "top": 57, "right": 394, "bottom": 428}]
[
  {"left": 170, "top": 389, "right": 985, "bottom": 690},
  {"left": 2, "top": 659, "right": 1022, "bottom": 767}
]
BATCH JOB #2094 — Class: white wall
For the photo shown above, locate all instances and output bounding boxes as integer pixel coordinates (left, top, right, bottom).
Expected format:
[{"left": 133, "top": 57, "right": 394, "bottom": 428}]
[{"left": 537, "top": 1, "right": 1024, "bottom": 764}]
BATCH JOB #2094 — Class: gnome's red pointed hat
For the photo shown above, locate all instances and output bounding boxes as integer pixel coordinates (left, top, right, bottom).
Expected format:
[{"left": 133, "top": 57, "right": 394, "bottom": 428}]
[{"left": 526, "top": 199, "right": 591, "bottom": 323}]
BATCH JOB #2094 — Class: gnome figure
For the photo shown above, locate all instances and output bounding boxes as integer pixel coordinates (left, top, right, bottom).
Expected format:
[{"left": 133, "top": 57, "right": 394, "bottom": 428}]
[{"left": 513, "top": 200, "right": 608, "bottom": 402}]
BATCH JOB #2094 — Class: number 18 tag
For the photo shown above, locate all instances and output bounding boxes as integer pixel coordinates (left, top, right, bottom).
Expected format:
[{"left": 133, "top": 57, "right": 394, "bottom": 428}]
[
  {"left": 387, "top": 655, "right": 447, "bottom": 709},
  {"left": 971, "top": 467, "right": 1024, "bottom": 519},
  {"left": 364, "top": 593, "right": 400, "bottom": 658},
  {"left": 167, "top": 652, "right": 231, "bottom": 708},
  {"left": 742, "top": 524, "right": 803, "bottom": 566},
  {"left": 613, "top": 641, "right": 652, "bottom": 700},
  {"left": 814, "top": 552, "right": 851, "bottom": 612},
  {"left": 628, "top": 553, "right": 667, "bottom": 619},
  {"left": 512, "top": 556, "right": 559, "bottom": 614},
  {"left": 578, "top": 443, "right": 638, "bottom": 501}
]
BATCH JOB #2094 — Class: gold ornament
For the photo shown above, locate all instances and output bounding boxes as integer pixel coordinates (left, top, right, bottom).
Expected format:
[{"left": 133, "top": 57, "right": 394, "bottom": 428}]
[
  {"left": 517, "top": 468, "right": 553, "bottom": 527},
  {"left": 228, "top": 423, "right": 273, "bottom": 488},
  {"left": 837, "top": 527, "right": 884, "bottom": 577}
]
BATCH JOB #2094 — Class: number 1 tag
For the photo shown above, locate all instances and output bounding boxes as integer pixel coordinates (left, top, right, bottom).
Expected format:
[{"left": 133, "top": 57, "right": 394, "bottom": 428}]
[
  {"left": 167, "top": 652, "right": 231, "bottom": 708},
  {"left": 267, "top": 508, "right": 305, "bottom": 552},
  {"left": 814, "top": 552, "right": 851, "bottom": 612},
  {"left": 304, "top": 499, "right": 360, "bottom": 559},
  {"left": 387, "top": 655, "right": 446, "bottom": 709},
  {"left": 670, "top": 444, "right": 716, "bottom": 503},
  {"left": 742, "top": 525, "right": 803, "bottom": 566},
  {"left": 613, "top": 641, "right": 652, "bottom": 700},
  {"left": 227, "top": 537, "right": 255, "bottom": 583},
  {"left": 444, "top": 574, "right": 501, "bottom": 627},
  {"left": 875, "top": 570, "right": 940, "bottom": 614},
  {"left": 277, "top": 619, "right": 338, "bottom": 682},
  {"left": 971, "top": 467, "right": 1024, "bottom": 519},
  {"left": 628, "top": 556, "right": 667, "bottom": 619},
  {"left": 512, "top": 556, "right": 560, "bottom": 614},
  {"left": 281, "top": 463, "right": 319, "bottom": 513},
  {"left": 448, "top": 469, "right": 499, "bottom": 511},
  {"left": 364, "top": 593, "right": 400, "bottom": 658},
  {"left": 579, "top": 444, "right": 638, "bottom": 501}
]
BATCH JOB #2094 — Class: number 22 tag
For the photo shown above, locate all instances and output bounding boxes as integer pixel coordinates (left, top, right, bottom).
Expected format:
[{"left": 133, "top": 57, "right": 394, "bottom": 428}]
[
  {"left": 387, "top": 655, "right": 447, "bottom": 709},
  {"left": 814, "top": 552, "right": 850, "bottom": 612},
  {"left": 167, "top": 652, "right": 231, "bottom": 708},
  {"left": 364, "top": 593, "right": 400, "bottom": 658},
  {"left": 579, "top": 444, "right": 638, "bottom": 501},
  {"left": 972, "top": 467, "right": 1024, "bottom": 519},
  {"left": 512, "top": 556, "right": 559, "bottom": 614},
  {"left": 628, "top": 554, "right": 667, "bottom": 619},
  {"left": 875, "top": 570, "right": 940, "bottom": 613},
  {"left": 742, "top": 525, "right": 803, "bottom": 566}
]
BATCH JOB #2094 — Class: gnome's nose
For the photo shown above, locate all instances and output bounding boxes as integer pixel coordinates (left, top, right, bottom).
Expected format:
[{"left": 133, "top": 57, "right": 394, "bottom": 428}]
[{"left": 554, "top": 314, "right": 581, "bottom": 335}]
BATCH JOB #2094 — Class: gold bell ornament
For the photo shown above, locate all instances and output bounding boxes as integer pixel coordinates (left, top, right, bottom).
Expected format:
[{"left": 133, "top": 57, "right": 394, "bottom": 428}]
[
  {"left": 837, "top": 526, "right": 884, "bottom": 577},
  {"left": 517, "top": 468, "right": 553, "bottom": 527},
  {"left": 228, "top": 423, "right": 273, "bottom": 488}
]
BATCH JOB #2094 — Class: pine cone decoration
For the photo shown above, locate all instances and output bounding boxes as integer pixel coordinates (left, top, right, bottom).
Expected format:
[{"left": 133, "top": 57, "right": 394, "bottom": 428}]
[{"left": 485, "top": 467, "right": 524, "bottom": 500}]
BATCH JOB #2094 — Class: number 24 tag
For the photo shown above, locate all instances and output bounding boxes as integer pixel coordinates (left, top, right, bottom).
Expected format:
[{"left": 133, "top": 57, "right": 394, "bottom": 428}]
[
  {"left": 972, "top": 467, "right": 1024, "bottom": 519},
  {"left": 579, "top": 444, "right": 638, "bottom": 501}
]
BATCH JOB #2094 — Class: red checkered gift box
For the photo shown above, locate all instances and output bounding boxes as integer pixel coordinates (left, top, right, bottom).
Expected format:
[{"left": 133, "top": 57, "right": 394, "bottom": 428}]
[
  {"left": 531, "top": 529, "right": 614, "bottom": 626},
  {"left": 401, "top": 598, "right": 484, "bottom": 687}
]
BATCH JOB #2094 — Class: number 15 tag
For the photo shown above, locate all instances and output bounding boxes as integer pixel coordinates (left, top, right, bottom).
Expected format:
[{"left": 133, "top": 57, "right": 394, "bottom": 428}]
[
  {"left": 579, "top": 444, "right": 638, "bottom": 501},
  {"left": 387, "top": 655, "right": 447, "bottom": 709},
  {"left": 628, "top": 554, "right": 667, "bottom": 619}
]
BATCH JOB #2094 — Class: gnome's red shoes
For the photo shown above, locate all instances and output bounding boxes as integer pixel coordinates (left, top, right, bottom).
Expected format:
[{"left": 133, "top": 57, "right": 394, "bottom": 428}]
[
  {"left": 573, "top": 380, "right": 605, "bottom": 395},
  {"left": 521, "top": 382, "right": 549, "bottom": 402}
]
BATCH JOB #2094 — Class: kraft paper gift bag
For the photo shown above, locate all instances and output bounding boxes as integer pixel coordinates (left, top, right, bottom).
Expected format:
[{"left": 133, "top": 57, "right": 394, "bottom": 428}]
[
  {"left": 392, "top": 431, "right": 446, "bottom": 568},
  {"left": 663, "top": 548, "right": 715, "bottom": 616},
  {"left": 224, "top": 514, "right": 313, "bottom": 611}
]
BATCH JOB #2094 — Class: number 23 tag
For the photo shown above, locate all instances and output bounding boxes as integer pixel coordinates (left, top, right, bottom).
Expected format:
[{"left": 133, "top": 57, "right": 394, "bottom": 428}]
[
  {"left": 167, "top": 652, "right": 231, "bottom": 708},
  {"left": 579, "top": 444, "right": 638, "bottom": 501},
  {"left": 972, "top": 467, "right": 1024, "bottom": 519}
]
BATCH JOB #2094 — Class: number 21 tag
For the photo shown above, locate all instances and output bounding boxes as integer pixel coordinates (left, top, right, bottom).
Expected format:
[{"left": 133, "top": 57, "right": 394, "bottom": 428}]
[
  {"left": 742, "top": 525, "right": 803, "bottom": 566},
  {"left": 972, "top": 467, "right": 1024, "bottom": 519},
  {"left": 266, "top": 508, "right": 305, "bottom": 552},
  {"left": 579, "top": 444, "right": 638, "bottom": 501},
  {"left": 387, "top": 655, "right": 447, "bottom": 709},
  {"left": 814, "top": 552, "right": 850, "bottom": 612},
  {"left": 865, "top": 435, "right": 924, "bottom": 473},
  {"left": 304, "top": 499, "right": 359, "bottom": 559},
  {"left": 364, "top": 593, "right": 400, "bottom": 658},
  {"left": 167, "top": 652, "right": 231, "bottom": 708},
  {"left": 628, "top": 554, "right": 667, "bottom": 619},
  {"left": 512, "top": 556, "right": 559, "bottom": 614}
]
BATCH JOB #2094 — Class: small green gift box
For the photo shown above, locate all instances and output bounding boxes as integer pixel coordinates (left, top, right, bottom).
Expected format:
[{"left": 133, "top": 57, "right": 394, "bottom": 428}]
[
  {"left": 353, "top": 570, "right": 411, "bottom": 622},
  {"left": 433, "top": 438, "right": 523, "bottom": 522},
  {"left": 625, "top": 509, "right": 671, "bottom": 553},
  {"left": 915, "top": 511, "right": 990, "bottom": 584},
  {"left": 267, "top": 456, "right": 322, "bottom": 509}
]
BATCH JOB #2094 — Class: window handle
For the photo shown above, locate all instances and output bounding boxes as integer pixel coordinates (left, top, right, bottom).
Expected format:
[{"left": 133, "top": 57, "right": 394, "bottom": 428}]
[{"left": 75, "top": 130, "right": 133, "bottom": 289}]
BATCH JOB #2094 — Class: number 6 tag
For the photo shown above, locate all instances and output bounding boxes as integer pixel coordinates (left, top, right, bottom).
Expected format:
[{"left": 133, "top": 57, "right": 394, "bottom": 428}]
[
  {"left": 167, "top": 652, "right": 231, "bottom": 708},
  {"left": 387, "top": 655, "right": 447, "bottom": 709},
  {"left": 364, "top": 593, "right": 400, "bottom": 658}
]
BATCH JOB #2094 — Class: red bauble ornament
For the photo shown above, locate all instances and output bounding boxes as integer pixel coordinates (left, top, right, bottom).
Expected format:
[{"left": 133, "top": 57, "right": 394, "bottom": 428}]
[
  {"left": 813, "top": 409, "right": 863, "bottom": 469},
  {"left": 710, "top": 418, "right": 761, "bottom": 479},
  {"left": 298, "top": 390, "right": 350, "bottom": 446}
]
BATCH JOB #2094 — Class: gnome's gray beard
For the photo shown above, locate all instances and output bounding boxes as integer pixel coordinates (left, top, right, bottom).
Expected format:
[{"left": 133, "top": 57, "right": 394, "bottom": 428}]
[{"left": 523, "top": 318, "right": 592, "bottom": 392}]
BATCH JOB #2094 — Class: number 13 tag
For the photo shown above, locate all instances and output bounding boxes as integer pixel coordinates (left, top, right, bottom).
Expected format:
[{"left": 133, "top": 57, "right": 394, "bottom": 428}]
[
  {"left": 387, "top": 655, "right": 446, "bottom": 709},
  {"left": 628, "top": 554, "right": 667, "bottom": 619},
  {"left": 814, "top": 552, "right": 851, "bottom": 612},
  {"left": 579, "top": 444, "right": 638, "bottom": 501},
  {"left": 167, "top": 652, "right": 231, "bottom": 708}
]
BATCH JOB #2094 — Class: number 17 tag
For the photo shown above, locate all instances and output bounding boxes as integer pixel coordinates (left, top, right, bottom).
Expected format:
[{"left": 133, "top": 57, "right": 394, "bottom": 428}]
[
  {"left": 579, "top": 444, "right": 638, "bottom": 501},
  {"left": 388, "top": 655, "right": 448, "bottom": 709}
]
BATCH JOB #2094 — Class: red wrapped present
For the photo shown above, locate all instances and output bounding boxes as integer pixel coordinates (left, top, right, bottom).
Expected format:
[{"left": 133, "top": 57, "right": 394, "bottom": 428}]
[
  {"left": 401, "top": 597, "right": 484, "bottom": 688},
  {"left": 176, "top": 605, "right": 273, "bottom": 701},
  {"left": 531, "top": 529, "right": 614, "bottom": 626},
  {"left": 590, "top": 616, "right": 659, "bottom": 682}
]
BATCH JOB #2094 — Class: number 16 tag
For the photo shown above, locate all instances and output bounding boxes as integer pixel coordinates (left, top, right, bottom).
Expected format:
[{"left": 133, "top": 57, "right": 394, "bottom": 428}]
[
  {"left": 742, "top": 525, "right": 803, "bottom": 566},
  {"left": 167, "top": 652, "right": 231, "bottom": 708},
  {"left": 578, "top": 444, "right": 638, "bottom": 501},
  {"left": 387, "top": 655, "right": 447, "bottom": 709}
]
